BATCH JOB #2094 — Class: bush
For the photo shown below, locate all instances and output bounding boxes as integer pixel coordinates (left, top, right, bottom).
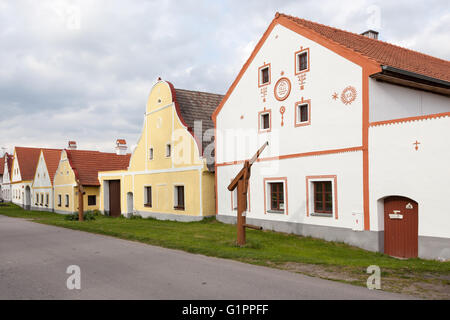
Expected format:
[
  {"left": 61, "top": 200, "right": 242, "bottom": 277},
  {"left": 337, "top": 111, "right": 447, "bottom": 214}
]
[{"left": 64, "top": 212, "right": 96, "bottom": 221}]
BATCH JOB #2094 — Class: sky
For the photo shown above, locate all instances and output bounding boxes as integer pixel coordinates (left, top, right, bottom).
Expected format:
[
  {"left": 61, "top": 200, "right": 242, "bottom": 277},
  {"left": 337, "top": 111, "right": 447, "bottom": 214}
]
[{"left": 0, "top": 0, "right": 449, "bottom": 155}]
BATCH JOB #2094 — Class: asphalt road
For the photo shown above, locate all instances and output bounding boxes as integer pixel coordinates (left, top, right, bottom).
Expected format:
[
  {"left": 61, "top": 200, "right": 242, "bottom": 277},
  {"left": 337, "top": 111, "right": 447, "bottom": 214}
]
[{"left": 0, "top": 215, "right": 412, "bottom": 300}]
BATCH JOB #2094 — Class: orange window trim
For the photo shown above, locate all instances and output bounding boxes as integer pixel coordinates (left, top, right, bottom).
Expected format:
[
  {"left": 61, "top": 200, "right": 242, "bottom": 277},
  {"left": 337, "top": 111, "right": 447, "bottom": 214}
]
[
  {"left": 263, "top": 177, "right": 288, "bottom": 215},
  {"left": 294, "top": 98, "right": 311, "bottom": 127},
  {"left": 295, "top": 47, "right": 310, "bottom": 75},
  {"left": 306, "top": 175, "right": 338, "bottom": 219},
  {"left": 258, "top": 63, "right": 271, "bottom": 88},
  {"left": 258, "top": 108, "right": 272, "bottom": 133}
]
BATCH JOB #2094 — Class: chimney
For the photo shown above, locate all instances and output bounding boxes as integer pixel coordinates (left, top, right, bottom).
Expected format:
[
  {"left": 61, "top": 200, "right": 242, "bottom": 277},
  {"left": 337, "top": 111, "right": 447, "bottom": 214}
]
[
  {"left": 68, "top": 141, "right": 77, "bottom": 150},
  {"left": 361, "top": 30, "right": 379, "bottom": 40},
  {"left": 115, "top": 139, "right": 127, "bottom": 155}
]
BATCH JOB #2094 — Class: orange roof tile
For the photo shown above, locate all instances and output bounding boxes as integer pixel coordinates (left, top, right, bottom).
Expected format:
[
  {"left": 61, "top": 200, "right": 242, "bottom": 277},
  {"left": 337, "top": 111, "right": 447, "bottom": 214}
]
[
  {"left": 14, "top": 147, "right": 62, "bottom": 182},
  {"left": 278, "top": 13, "right": 450, "bottom": 82},
  {"left": 66, "top": 150, "right": 131, "bottom": 186},
  {"left": 41, "top": 149, "right": 62, "bottom": 184}
]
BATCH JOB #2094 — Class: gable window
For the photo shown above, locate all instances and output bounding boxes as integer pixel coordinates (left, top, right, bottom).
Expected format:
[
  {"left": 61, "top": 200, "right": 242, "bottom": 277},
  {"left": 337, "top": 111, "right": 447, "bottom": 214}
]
[
  {"left": 144, "top": 186, "right": 152, "bottom": 207},
  {"left": 58, "top": 194, "right": 62, "bottom": 207},
  {"left": 264, "top": 178, "right": 288, "bottom": 215},
  {"left": 149, "top": 148, "right": 154, "bottom": 160},
  {"left": 258, "top": 109, "right": 271, "bottom": 133},
  {"left": 306, "top": 175, "right": 337, "bottom": 218},
  {"left": 166, "top": 144, "right": 171, "bottom": 158},
  {"left": 88, "top": 195, "right": 96, "bottom": 206},
  {"left": 174, "top": 185, "right": 185, "bottom": 210},
  {"left": 65, "top": 194, "right": 69, "bottom": 207},
  {"left": 258, "top": 63, "right": 271, "bottom": 87},
  {"left": 295, "top": 48, "right": 310, "bottom": 74},
  {"left": 295, "top": 100, "right": 311, "bottom": 127}
]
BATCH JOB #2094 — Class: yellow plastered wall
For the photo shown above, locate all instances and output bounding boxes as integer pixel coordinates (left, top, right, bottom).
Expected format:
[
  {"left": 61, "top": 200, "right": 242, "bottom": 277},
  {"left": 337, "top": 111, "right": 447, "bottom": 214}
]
[{"left": 99, "top": 80, "right": 215, "bottom": 217}]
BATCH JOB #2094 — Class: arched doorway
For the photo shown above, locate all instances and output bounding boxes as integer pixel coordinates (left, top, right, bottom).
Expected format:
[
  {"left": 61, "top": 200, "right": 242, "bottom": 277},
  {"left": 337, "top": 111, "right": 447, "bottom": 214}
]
[
  {"left": 127, "top": 192, "right": 134, "bottom": 217},
  {"left": 24, "top": 186, "right": 31, "bottom": 210},
  {"left": 384, "top": 196, "right": 418, "bottom": 258}
]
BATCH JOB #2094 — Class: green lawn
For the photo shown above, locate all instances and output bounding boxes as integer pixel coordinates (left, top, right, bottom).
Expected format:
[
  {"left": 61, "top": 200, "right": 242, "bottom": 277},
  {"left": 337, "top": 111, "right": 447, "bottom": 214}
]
[{"left": 1, "top": 203, "right": 448, "bottom": 276}]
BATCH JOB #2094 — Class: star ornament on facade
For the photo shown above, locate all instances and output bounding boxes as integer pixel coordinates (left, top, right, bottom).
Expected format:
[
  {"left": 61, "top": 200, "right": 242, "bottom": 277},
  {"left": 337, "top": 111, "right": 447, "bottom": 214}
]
[{"left": 332, "top": 92, "right": 338, "bottom": 100}]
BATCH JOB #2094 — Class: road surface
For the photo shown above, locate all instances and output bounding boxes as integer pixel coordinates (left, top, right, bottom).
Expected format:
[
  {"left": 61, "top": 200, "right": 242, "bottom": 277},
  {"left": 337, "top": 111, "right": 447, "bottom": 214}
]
[{"left": 0, "top": 215, "right": 412, "bottom": 299}]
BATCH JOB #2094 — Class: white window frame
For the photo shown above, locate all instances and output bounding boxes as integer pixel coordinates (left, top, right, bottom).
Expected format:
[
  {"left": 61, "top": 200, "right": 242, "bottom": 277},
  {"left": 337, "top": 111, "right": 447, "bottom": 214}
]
[
  {"left": 264, "top": 178, "right": 287, "bottom": 215},
  {"left": 144, "top": 185, "right": 152, "bottom": 207},
  {"left": 306, "top": 176, "right": 337, "bottom": 218}
]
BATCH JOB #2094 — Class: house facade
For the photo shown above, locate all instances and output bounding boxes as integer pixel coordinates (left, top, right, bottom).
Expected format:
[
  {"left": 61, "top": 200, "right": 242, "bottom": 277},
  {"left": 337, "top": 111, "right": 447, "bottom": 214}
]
[
  {"left": 99, "top": 80, "right": 222, "bottom": 220},
  {"left": 31, "top": 149, "right": 62, "bottom": 211},
  {"left": 213, "top": 13, "right": 450, "bottom": 260},
  {"left": 10, "top": 147, "right": 45, "bottom": 209},
  {"left": 53, "top": 143, "right": 130, "bottom": 214},
  {"left": 2, "top": 153, "right": 14, "bottom": 202}
]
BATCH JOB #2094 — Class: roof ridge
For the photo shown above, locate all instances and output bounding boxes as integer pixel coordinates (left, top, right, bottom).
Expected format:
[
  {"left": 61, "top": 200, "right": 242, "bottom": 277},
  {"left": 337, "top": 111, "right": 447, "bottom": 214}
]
[
  {"left": 278, "top": 12, "right": 450, "bottom": 64},
  {"left": 175, "top": 87, "right": 224, "bottom": 97}
]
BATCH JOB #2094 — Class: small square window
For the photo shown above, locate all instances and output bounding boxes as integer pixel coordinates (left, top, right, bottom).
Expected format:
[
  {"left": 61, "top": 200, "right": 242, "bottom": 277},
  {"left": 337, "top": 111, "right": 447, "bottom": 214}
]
[
  {"left": 264, "top": 179, "right": 287, "bottom": 215},
  {"left": 259, "top": 112, "right": 271, "bottom": 132},
  {"left": 295, "top": 49, "right": 309, "bottom": 74},
  {"left": 258, "top": 64, "right": 271, "bottom": 87},
  {"left": 88, "top": 195, "right": 96, "bottom": 206},
  {"left": 174, "top": 186, "right": 185, "bottom": 210}
]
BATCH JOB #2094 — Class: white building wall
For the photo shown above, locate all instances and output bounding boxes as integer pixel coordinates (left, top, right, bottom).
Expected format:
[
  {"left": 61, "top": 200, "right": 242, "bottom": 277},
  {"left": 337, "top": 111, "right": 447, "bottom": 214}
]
[
  {"left": 31, "top": 153, "right": 54, "bottom": 211},
  {"left": 369, "top": 115, "right": 450, "bottom": 238},
  {"left": 369, "top": 79, "right": 450, "bottom": 122},
  {"left": 216, "top": 24, "right": 363, "bottom": 165},
  {"left": 217, "top": 151, "right": 364, "bottom": 229}
]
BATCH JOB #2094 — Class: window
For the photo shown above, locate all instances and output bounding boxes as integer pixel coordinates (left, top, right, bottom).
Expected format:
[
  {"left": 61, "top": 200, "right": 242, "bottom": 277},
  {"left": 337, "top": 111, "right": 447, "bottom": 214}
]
[
  {"left": 149, "top": 148, "right": 154, "bottom": 160},
  {"left": 306, "top": 175, "right": 337, "bottom": 218},
  {"left": 45, "top": 194, "right": 49, "bottom": 207},
  {"left": 174, "top": 186, "right": 185, "bottom": 210},
  {"left": 144, "top": 186, "right": 152, "bottom": 207},
  {"left": 166, "top": 144, "right": 171, "bottom": 157},
  {"left": 40, "top": 193, "right": 44, "bottom": 206},
  {"left": 295, "top": 100, "right": 311, "bottom": 127},
  {"left": 58, "top": 194, "right": 62, "bottom": 207},
  {"left": 258, "top": 110, "right": 271, "bottom": 133},
  {"left": 65, "top": 194, "right": 69, "bottom": 207},
  {"left": 258, "top": 63, "right": 271, "bottom": 87},
  {"left": 295, "top": 48, "right": 310, "bottom": 74},
  {"left": 264, "top": 178, "right": 288, "bottom": 214},
  {"left": 313, "top": 181, "right": 333, "bottom": 214},
  {"left": 88, "top": 195, "right": 96, "bottom": 206},
  {"left": 270, "top": 182, "right": 284, "bottom": 212}
]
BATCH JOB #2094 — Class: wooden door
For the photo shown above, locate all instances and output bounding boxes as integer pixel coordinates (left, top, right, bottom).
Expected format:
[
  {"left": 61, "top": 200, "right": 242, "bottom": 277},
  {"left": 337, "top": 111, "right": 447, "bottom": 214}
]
[
  {"left": 384, "top": 196, "right": 418, "bottom": 258},
  {"left": 109, "top": 180, "right": 121, "bottom": 217}
]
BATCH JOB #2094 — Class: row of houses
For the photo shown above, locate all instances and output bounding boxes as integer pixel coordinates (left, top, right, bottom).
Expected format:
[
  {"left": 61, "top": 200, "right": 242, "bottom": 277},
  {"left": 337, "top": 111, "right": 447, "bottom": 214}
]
[{"left": 1, "top": 13, "right": 449, "bottom": 260}]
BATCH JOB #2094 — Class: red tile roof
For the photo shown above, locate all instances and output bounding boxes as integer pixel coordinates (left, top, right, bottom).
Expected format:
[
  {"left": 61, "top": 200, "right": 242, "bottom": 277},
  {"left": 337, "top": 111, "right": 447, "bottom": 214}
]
[
  {"left": 278, "top": 13, "right": 450, "bottom": 82},
  {"left": 14, "top": 147, "right": 62, "bottom": 181},
  {"left": 66, "top": 150, "right": 131, "bottom": 186},
  {"left": 42, "top": 149, "right": 62, "bottom": 184}
]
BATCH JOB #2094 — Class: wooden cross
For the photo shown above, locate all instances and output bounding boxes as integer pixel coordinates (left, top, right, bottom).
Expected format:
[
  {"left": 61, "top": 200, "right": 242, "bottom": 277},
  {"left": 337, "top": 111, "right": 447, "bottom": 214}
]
[{"left": 228, "top": 142, "right": 268, "bottom": 246}]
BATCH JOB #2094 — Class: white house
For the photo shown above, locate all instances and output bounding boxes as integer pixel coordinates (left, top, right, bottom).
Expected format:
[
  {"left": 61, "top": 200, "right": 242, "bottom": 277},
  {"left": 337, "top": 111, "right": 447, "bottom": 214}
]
[
  {"left": 213, "top": 13, "right": 450, "bottom": 260},
  {"left": 1, "top": 153, "right": 13, "bottom": 202},
  {"left": 31, "top": 149, "right": 62, "bottom": 211}
]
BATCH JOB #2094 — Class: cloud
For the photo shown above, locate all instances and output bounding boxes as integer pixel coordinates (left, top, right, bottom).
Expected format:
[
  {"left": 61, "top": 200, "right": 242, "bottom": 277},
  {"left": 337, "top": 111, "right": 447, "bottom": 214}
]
[{"left": 0, "top": 0, "right": 448, "bottom": 153}]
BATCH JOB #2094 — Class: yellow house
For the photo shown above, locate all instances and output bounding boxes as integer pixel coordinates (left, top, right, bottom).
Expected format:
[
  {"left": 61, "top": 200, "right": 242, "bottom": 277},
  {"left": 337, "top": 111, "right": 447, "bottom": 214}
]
[
  {"left": 53, "top": 142, "right": 130, "bottom": 214},
  {"left": 99, "top": 79, "right": 223, "bottom": 220}
]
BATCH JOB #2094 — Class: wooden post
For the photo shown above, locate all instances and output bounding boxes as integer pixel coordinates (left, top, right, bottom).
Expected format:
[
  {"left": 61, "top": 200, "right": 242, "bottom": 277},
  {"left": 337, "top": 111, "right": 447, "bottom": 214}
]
[
  {"left": 77, "top": 180, "right": 84, "bottom": 221},
  {"left": 228, "top": 142, "right": 268, "bottom": 246}
]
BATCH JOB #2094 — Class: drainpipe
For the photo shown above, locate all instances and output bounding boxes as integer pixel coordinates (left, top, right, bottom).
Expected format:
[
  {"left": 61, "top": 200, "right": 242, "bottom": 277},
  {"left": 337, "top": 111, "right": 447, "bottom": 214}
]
[{"left": 76, "top": 179, "right": 85, "bottom": 221}]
